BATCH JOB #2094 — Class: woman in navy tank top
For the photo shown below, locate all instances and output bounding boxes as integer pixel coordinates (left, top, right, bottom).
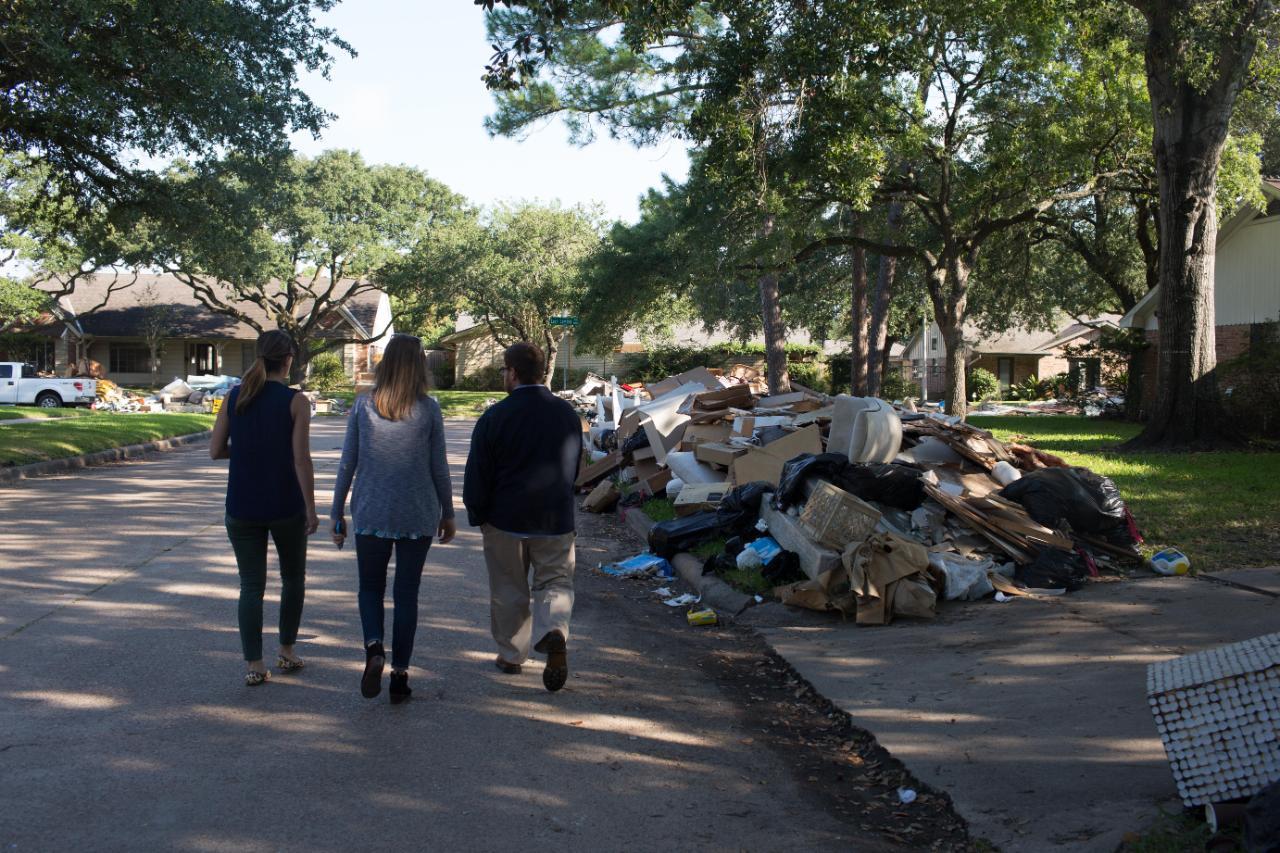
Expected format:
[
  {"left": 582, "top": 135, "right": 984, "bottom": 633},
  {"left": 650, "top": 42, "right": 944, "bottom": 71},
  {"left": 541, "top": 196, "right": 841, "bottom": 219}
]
[{"left": 210, "top": 330, "right": 318, "bottom": 686}]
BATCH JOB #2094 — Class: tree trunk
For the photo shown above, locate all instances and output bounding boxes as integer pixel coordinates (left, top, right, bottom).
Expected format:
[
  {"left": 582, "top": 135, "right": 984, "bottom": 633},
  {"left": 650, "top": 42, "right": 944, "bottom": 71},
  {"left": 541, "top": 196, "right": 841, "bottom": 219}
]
[
  {"left": 849, "top": 236, "right": 869, "bottom": 395},
  {"left": 1126, "top": 2, "right": 1258, "bottom": 449},
  {"left": 866, "top": 200, "right": 903, "bottom": 397},
  {"left": 929, "top": 259, "right": 970, "bottom": 418},
  {"left": 542, "top": 329, "right": 559, "bottom": 387},
  {"left": 757, "top": 212, "right": 791, "bottom": 395},
  {"left": 1125, "top": 348, "right": 1144, "bottom": 421}
]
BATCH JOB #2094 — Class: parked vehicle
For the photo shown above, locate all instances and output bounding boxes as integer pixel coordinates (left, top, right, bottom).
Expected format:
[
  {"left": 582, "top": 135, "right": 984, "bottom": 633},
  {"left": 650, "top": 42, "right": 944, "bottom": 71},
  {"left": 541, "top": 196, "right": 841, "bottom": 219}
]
[{"left": 0, "top": 362, "right": 97, "bottom": 408}]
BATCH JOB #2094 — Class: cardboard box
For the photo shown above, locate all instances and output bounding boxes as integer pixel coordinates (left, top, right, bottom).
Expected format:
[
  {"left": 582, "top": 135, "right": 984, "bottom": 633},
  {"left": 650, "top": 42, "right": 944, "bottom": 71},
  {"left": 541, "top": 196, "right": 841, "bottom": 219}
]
[
  {"left": 638, "top": 466, "right": 674, "bottom": 498},
  {"left": 733, "top": 415, "right": 794, "bottom": 436},
  {"left": 673, "top": 483, "right": 729, "bottom": 516},
  {"left": 582, "top": 480, "right": 620, "bottom": 513},
  {"left": 695, "top": 441, "right": 747, "bottom": 468},
  {"left": 730, "top": 425, "right": 823, "bottom": 487}
]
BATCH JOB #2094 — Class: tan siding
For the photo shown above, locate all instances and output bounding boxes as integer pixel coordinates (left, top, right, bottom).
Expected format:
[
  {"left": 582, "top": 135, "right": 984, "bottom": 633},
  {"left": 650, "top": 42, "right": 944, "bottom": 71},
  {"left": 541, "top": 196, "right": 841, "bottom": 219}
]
[{"left": 1216, "top": 217, "right": 1280, "bottom": 325}]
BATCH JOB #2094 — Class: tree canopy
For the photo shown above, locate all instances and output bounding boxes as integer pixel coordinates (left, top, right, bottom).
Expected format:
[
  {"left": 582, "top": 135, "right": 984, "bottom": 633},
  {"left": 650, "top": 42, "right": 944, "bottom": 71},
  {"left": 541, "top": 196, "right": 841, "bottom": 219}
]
[{"left": 0, "top": 1, "right": 351, "bottom": 207}]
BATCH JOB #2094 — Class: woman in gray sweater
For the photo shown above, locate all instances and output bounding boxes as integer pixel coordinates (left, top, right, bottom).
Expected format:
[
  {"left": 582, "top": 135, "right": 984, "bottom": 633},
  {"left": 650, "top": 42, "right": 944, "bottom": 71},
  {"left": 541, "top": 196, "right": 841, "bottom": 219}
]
[{"left": 330, "top": 334, "right": 455, "bottom": 704}]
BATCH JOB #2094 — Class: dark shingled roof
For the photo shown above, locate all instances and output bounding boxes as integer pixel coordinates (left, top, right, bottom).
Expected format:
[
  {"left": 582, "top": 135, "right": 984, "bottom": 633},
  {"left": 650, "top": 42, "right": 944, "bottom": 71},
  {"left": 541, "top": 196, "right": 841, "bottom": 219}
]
[{"left": 43, "top": 273, "right": 383, "bottom": 340}]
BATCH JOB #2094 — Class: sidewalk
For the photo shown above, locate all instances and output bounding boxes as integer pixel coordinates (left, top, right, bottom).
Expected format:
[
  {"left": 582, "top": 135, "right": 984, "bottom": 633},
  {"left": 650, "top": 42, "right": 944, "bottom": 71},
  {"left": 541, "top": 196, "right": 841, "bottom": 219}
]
[{"left": 750, "top": 569, "right": 1280, "bottom": 851}]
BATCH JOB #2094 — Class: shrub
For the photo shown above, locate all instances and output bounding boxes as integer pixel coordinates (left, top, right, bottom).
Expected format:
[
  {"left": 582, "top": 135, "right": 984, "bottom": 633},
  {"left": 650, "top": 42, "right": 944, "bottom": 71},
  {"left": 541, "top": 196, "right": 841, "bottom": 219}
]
[
  {"left": 788, "top": 361, "right": 829, "bottom": 393},
  {"left": 968, "top": 367, "right": 1000, "bottom": 402},
  {"left": 627, "top": 342, "right": 824, "bottom": 383},
  {"left": 306, "top": 352, "right": 346, "bottom": 395},
  {"left": 456, "top": 365, "right": 505, "bottom": 391},
  {"left": 881, "top": 371, "right": 916, "bottom": 401}
]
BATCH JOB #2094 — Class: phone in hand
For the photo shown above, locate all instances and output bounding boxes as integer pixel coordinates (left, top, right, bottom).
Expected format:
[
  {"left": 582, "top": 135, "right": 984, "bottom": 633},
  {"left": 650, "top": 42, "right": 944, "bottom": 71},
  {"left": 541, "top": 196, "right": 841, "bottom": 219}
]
[{"left": 334, "top": 519, "right": 345, "bottom": 550}]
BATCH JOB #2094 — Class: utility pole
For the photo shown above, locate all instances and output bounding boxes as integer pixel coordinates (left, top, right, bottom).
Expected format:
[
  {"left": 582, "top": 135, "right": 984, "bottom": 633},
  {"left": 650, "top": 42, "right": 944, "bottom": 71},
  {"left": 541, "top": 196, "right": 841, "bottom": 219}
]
[{"left": 920, "top": 304, "right": 928, "bottom": 402}]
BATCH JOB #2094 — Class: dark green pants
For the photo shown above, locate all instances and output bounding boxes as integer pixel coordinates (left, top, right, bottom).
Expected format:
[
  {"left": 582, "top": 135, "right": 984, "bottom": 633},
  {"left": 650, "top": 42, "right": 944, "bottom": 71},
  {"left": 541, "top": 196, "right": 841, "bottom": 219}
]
[{"left": 225, "top": 514, "right": 307, "bottom": 662}]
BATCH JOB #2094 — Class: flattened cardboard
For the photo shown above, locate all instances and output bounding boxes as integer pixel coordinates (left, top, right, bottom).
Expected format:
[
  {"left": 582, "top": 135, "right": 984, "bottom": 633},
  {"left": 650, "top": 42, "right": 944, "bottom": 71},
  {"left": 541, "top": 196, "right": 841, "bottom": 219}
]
[
  {"left": 683, "top": 423, "right": 733, "bottom": 446},
  {"left": 694, "top": 441, "right": 746, "bottom": 468},
  {"left": 733, "top": 415, "right": 794, "bottom": 436},
  {"left": 673, "top": 482, "right": 729, "bottom": 516},
  {"left": 638, "top": 467, "right": 673, "bottom": 498},
  {"left": 575, "top": 451, "right": 621, "bottom": 488}
]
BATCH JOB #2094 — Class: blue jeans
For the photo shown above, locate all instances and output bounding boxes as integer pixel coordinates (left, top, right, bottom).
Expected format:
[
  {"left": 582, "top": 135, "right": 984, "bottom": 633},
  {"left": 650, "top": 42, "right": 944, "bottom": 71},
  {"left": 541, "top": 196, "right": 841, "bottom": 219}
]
[{"left": 355, "top": 534, "right": 431, "bottom": 671}]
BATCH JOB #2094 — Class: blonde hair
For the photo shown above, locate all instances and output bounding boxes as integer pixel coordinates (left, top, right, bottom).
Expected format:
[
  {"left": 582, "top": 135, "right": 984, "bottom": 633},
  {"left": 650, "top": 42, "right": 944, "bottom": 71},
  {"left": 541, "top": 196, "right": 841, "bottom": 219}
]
[
  {"left": 371, "top": 334, "right": 429, "bottom": 421},
  {"left": 236, "top": 330, "right": 295, "bottom": 414}
]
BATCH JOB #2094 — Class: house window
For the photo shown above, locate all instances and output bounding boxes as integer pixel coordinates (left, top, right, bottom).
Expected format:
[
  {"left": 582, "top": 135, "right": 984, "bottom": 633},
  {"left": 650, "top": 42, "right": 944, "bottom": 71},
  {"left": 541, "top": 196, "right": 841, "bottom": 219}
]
[
  {"left": 931, "top": 336, "right": 938, "bottom": 352},
  {"left": 1067, "top": 357, "right": 1102, "bottom": 391},
  {"left": 109, "top": 343, "right": 151, "bottom": 374},
  {"left": 187, "top": 343, "right": 216, "bottom": 374},
  {"left": 997, "top": 357, "right": 1014, "bottom": 391}
]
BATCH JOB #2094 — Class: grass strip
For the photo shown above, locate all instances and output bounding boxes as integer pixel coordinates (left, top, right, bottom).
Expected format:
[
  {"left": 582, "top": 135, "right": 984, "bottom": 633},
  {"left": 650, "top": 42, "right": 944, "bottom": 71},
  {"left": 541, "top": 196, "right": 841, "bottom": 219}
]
[
  {"left": 976, "top": 415, "right": 1280, "bottom": 571},
  {"left": 0, "top": 413, "right": 214, "bottom": 465},
  {"left": 0, "top": 406, "right": 93, "bottom": 420}
]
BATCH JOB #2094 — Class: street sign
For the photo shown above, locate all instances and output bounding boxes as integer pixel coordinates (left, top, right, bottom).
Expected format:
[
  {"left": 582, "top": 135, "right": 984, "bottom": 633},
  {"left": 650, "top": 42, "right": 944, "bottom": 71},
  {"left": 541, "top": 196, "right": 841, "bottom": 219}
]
[{"left": 550, "top": 316, "right": 580, "bottom": 327}]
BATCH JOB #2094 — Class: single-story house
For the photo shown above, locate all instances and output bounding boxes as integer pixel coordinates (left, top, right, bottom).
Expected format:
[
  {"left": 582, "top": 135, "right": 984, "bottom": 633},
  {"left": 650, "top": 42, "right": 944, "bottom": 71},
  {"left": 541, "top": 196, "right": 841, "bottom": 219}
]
[
  {"left": 437, "top": 315, "right": 844, "bottom": 386},
  {"left": 900, "top": 315, "right": 1119, "bottom": 400},
  {"left": 7, "top": 273, "right": 394, "bottom": 387},
  {"left": 1120, "top": 179, "right": 1280, "bottom": 412}
]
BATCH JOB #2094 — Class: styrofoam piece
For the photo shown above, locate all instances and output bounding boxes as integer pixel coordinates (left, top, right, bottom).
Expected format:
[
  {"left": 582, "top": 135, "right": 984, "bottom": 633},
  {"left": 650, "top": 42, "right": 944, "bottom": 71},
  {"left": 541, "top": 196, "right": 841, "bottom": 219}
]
[
  {"left": 665, "top": 451, "right": 725, "bottom": 486},
  {"left": 1147, "top": 631, "right": 1280, "bottom": 807},
  {"left": 992, "top": 460, "right": 1022, "bottom": 485}
]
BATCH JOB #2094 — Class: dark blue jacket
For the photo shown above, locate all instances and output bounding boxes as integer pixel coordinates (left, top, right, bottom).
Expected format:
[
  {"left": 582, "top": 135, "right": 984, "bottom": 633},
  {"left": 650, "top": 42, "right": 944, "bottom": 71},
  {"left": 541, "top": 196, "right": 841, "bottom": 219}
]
[
  {"left": 463, "top": 385, "right": 582, "bottom": 536},
  {"left": 225, "top": 382, "right": 305, "bottom": 522}
]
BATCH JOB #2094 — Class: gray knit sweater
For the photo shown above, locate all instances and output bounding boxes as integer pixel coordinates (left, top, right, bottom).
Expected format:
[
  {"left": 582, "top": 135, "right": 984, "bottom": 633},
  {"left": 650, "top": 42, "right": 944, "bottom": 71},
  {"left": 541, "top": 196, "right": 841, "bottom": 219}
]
[{"left": 330, "top": 394, "right": 455, "bottom": 539}]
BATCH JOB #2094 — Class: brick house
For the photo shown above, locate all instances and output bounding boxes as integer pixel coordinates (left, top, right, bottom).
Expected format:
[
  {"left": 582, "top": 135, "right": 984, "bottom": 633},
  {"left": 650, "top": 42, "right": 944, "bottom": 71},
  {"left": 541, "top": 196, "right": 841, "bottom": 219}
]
[
  {"left": 900, "top": 316, "right": 1118, "bottom": 400},
  {"left": 12, "top": 273, "right": 394, "bottom": 387},
  {"left": 1120, "top": 179, "right": 1280, "bottom": 413}
]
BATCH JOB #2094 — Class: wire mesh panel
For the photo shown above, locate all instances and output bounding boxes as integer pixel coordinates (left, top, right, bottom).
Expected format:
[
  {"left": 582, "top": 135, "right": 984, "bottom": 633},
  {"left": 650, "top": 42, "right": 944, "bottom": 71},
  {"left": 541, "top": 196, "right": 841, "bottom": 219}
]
[{"left": 1147, "top": 632, "right": 1280, "bottom": 806}]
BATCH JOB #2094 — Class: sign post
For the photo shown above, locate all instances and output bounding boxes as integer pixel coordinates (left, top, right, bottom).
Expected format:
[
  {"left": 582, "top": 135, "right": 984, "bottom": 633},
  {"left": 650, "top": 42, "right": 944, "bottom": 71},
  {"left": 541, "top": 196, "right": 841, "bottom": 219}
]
[{"left": 550, "top": 316, "right": 580, "bottom": 391}]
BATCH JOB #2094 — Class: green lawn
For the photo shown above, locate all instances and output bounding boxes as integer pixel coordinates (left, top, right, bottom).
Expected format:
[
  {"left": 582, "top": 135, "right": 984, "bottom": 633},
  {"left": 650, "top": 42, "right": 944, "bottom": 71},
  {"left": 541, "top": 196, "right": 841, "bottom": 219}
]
[
  {"left": 977, "top": 416, "right": 1280, "bottom": 572},
  {"left": 0, "top": 413, "right": 215, "bottom": 466},
  {"left": 0, "top": 405, "right": 93, "bottom": 420},
  {"left": 434, "top": 391, "right": 506, "bottom": 418}
]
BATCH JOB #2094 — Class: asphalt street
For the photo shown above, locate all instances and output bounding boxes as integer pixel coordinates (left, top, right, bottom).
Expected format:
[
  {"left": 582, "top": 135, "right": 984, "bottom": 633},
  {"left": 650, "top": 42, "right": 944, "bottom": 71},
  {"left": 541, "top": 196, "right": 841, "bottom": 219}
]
[{"left": 0, "top": 417, "right": 871, "bottom": 852}]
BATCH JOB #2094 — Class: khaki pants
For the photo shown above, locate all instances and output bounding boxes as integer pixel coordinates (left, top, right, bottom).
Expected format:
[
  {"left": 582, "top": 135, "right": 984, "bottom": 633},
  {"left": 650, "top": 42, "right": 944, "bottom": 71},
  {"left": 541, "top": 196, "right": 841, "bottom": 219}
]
[{"left": 481, "top": 524, "right": 576, "bottom": 665}]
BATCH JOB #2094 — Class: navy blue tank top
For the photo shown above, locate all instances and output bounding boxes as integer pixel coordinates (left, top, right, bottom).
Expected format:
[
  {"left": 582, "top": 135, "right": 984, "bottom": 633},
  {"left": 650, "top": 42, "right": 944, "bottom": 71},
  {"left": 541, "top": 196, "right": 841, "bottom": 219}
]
[{"left": 225, "top": 381, "right": 305, "bottom": 522}]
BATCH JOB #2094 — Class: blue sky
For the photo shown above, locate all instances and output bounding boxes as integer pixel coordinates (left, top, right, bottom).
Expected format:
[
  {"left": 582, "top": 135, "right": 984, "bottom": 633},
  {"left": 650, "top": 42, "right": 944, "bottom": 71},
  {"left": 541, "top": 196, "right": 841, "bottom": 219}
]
[{"left": 289, "top": 1, "right": 689, "bottom": 223}]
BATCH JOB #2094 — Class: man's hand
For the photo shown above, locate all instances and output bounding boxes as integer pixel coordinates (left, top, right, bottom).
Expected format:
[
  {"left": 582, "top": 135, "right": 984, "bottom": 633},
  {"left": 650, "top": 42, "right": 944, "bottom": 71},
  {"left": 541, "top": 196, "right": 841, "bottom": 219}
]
[
  {"left": 437, "top": 517, "right": 457, "bottom": 544},
  {"left": 331, "top": 516, "right": 346, "bottom": 548}
]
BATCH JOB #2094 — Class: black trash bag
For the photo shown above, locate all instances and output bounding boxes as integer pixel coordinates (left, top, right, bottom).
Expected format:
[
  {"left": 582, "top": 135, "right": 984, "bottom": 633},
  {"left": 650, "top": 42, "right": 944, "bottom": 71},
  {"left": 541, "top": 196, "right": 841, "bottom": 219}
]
[
  {"left": 762, "top": 550, "right": 805, "bottom": 585},
  {"left": 648, "top": 510, "right": 722, "bottom": 559},
  {"left": 1016, "top": 549, "right": 1088, "bottom": 592},
  {"left": 776, "top": 453, "right": 926, "bottom": 512},
  {"left": 596, "top": 428, "right": 618, "bottom": 452},
  {"left": 1245, "top": 779, "right": 1280, "bottom": 853},
  {"left": 702, "top": 552, "right": 735, "bottom": 576},
  {"left": 621, "top": 429, "right": 651, "bottom": 455},
  {"left": 999, "top": 467, "right": 1130, "bottom": 537},
  {"left": 715, "top": 482, "right": 774, "bottom": 534}
]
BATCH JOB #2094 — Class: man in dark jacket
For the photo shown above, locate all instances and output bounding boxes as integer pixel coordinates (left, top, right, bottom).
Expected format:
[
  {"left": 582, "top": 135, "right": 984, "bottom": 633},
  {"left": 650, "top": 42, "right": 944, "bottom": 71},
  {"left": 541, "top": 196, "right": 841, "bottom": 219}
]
[{"left": 463, "top": 342, "right": 582, "bottom": 691}]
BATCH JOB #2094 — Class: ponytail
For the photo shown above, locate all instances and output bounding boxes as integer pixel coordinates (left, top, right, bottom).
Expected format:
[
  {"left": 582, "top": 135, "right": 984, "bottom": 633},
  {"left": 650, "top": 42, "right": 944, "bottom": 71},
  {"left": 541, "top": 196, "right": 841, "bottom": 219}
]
[
  {"left": 236, "top": 358, "right": 267, "bottom": 414},
  {"left": 236, "top": 329, "right": 297, "bottom": 414}
]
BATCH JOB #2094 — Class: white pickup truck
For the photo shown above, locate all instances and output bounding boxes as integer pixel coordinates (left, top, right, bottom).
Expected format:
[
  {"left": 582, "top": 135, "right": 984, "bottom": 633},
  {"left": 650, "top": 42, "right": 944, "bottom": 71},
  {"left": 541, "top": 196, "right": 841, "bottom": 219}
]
[{"left": 0, "top": 362, "right": 97, "bottom": 408}]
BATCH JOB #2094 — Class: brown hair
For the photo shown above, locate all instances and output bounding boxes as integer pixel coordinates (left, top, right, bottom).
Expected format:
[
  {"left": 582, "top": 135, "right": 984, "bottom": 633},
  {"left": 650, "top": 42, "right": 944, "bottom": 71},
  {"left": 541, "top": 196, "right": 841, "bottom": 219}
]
[
  {"left": 236, "top": 330, "right": 296, "bottom": 414},
  {"left": 504, "top": 342, "right": 545, "bottom": 386},
  {"left": 371, "top": 334, "right": 430, "bottom": 421}
]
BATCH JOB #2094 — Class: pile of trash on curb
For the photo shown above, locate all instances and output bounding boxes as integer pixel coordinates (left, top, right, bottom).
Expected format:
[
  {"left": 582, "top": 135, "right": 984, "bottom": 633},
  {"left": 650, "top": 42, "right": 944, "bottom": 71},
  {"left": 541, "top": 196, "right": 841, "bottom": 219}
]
[
  {"left": 571, "top": 367, "right": 1147, "bottom": 626},
  {"left": 91, "top": 374, "right": 348, "bottom": 416}
]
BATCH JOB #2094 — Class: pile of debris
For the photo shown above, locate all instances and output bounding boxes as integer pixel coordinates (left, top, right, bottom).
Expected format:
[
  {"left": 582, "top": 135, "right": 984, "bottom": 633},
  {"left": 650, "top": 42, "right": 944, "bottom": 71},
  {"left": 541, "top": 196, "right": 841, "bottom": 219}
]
[{"left": 574, "top": 369, "right": 1145, "bottom": 625}]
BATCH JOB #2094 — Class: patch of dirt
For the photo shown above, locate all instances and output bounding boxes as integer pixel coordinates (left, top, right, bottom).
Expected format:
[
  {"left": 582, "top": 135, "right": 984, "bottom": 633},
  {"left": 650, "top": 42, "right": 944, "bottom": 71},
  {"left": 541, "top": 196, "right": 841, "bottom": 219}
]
[{"left": 574, "top": 507, "right": 979, "bottom": 852}]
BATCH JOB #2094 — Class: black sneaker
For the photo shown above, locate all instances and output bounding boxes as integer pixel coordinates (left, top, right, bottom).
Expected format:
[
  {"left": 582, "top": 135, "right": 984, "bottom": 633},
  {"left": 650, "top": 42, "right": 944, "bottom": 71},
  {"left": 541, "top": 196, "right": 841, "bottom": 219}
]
[
  {"left": 362, "top": 642, "right": 385, "bottom": 699},
  {"left": 389, "top": 671, "right": 412, "bottom": 705}
]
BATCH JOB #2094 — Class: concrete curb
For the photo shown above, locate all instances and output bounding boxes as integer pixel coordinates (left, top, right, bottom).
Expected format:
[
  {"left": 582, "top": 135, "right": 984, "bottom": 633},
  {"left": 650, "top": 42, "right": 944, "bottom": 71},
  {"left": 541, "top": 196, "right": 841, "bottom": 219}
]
[{"left": 0, "top": 430, "right": 212, "bottom": 485}]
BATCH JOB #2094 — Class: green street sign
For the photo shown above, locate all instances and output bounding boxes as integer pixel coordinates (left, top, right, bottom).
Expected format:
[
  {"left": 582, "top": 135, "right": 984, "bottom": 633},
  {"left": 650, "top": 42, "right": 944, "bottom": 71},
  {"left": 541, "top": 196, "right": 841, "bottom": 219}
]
[{"left": 550, "top": 316, "right": 580, "bottom": 327}]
